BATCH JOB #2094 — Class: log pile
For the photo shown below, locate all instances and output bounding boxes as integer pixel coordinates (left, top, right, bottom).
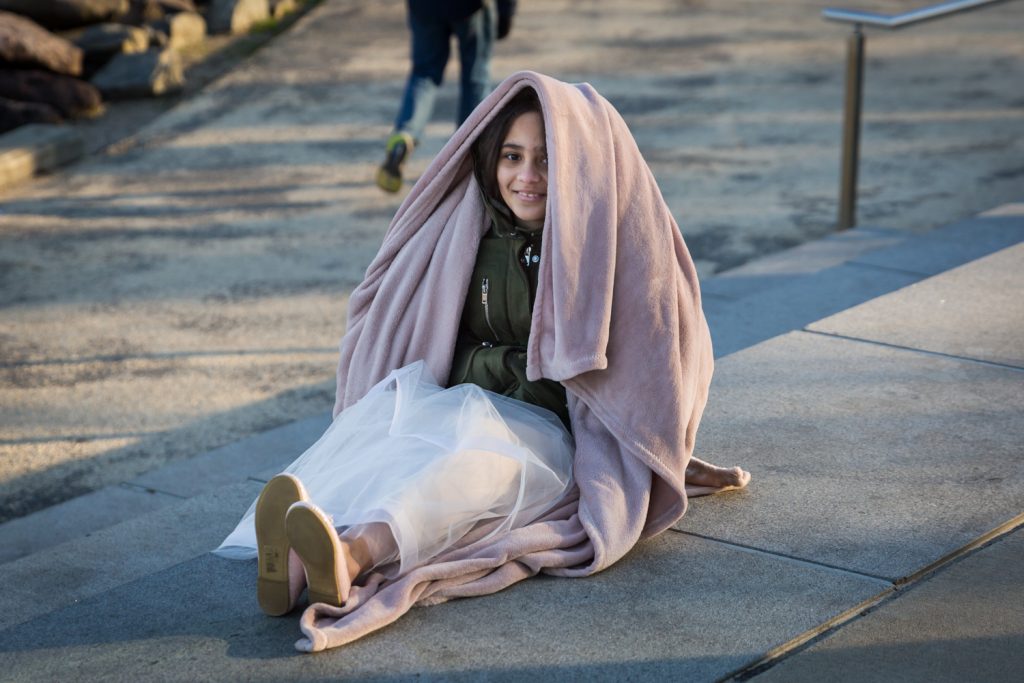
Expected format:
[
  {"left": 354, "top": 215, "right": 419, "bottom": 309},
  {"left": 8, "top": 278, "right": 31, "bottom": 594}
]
[{"left": 0, "top": 0, "right": 294, "bottom": 134}]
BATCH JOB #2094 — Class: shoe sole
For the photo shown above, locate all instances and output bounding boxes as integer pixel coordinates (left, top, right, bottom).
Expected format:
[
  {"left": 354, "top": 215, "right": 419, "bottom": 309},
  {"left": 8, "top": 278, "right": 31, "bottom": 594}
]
[
  {"left": 254, "top": 473, "right": 307, "bottom": 616},
  {"left": 375, "top": 166, "right": 403, "bottom": 193},
  {"left": 375, "top": 133, "right": 412, "bottom": 193},
  {"left": 286, "top": 502, "right": 347, "bottom": 607}
]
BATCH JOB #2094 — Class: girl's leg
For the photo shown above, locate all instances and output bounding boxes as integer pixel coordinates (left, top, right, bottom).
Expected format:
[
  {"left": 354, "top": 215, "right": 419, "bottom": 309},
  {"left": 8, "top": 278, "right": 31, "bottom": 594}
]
[{"left": 338, "top": 522, "right": 400, "bottom": 579}]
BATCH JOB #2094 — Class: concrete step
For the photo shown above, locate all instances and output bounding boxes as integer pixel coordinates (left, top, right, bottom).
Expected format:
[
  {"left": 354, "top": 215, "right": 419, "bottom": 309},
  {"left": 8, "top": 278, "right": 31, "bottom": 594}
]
[
  {"left": 753, "top": 527, "right": 1024, "bottom": 682},
  {"left": 0, "top": 413, "right": 328, "bottom": 566},
  {"left": 677, "top": 308, "right": 1024, "bottom": 582},
  {"left": 0, "top": 480, "right": 262, "bottom": 633},
  {"left": 702, "top": 202, "right": 1024, "bottom": 357},
  {"left": 678, "top": 239, "right": 1024, "bottom": 677}
]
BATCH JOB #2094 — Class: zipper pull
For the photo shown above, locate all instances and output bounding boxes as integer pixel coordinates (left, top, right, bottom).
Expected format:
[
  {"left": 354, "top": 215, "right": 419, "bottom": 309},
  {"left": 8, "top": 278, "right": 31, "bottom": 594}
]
[
  {"left": 481, "top": 277, "right": 500, "bottom": 343},
  {"left": 523, "top": 245, "right": 532, "bottom": 268}
]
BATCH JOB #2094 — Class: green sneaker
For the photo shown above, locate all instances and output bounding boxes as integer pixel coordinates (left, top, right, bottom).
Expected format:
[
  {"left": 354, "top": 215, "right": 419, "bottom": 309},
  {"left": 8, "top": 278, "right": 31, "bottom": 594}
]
[{"left": 376, "top": 132, "right": 413, "bottom": 193}]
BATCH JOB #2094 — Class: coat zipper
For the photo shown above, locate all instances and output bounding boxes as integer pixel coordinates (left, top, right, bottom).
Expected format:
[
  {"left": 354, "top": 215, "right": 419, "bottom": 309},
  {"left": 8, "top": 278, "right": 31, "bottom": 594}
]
[{"left": 481, "top": 277, "right": 500, "bottom": 343}]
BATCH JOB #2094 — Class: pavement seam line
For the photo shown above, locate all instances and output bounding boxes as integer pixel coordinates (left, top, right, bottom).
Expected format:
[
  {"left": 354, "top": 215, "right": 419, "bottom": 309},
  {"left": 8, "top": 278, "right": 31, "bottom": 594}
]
[
  {"left": 800, "top": 328, "right": 1024, "bottom": 372},
  {"left": 725, "top": 520, "right": 1024, "bottom": 681},
  {"left": 120, "top": 482, "right": 188, "bottom": 500},
  {"left": 670, "top": 529, "right": 893, "bottom": 584},
  {"left": 844, "top": 258, "right": 933, "bottom": 278},
  {"left": 2, "top": 431, "right": 167, "bottom": 445},
  {"left": 895, "top": 511, "right": 1024, "bottom": 587},
  {"left": 720, "top": 587, "right": 897, "bottom": 683}
]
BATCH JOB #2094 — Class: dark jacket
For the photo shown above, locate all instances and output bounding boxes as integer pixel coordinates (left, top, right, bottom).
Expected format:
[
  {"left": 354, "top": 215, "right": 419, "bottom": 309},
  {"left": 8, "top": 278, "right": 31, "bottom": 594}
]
[
  {"left": 447, "top": 197, "right": 569, "bottom": 427},
  {"left": 408, "top": 0, "right": 517, "bottom": 38},
  {"left": 408, "top": 0, "right": 482, "bottom": 22}
]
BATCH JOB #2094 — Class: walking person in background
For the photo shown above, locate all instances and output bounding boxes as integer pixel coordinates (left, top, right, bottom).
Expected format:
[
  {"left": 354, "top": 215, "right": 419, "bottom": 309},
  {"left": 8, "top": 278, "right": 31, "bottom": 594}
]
[{"left": 376, "top": 0, "right": 517, "bottom": 192}]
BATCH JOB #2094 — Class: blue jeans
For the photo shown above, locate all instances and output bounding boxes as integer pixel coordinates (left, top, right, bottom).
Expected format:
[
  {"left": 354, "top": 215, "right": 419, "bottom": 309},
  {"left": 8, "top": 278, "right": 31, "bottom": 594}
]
[{"left": 393, "top": 1, "right": 496, "bottom": 142}]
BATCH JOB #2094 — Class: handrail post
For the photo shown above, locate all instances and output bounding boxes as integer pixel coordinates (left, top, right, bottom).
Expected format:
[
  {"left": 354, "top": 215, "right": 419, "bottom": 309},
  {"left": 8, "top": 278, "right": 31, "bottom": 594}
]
[{"left": 838, "top": 24, "right": 865, "bottom": 230}]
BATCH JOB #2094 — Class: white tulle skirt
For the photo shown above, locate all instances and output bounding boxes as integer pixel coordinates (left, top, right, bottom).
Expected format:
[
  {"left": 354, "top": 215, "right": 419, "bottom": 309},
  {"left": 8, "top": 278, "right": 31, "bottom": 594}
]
[{"left": 213, "top": 361, "right": 574, "bottom": 576}]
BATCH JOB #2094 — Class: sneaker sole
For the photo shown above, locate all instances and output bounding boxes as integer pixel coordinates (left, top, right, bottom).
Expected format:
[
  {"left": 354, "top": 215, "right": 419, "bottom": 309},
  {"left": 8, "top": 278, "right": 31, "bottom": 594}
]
[
  {"left": 375, "top": 166, "right": 403, "bottom": 193},
  {"left": 375, "top": 133, "right": 412, "bottom": 193}
]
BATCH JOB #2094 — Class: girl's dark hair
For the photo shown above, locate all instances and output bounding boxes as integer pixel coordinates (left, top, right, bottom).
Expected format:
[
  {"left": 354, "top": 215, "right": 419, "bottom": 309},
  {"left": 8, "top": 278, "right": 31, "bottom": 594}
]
[{"left": 472, "top": 88, "right": 543, "bottom": 206}]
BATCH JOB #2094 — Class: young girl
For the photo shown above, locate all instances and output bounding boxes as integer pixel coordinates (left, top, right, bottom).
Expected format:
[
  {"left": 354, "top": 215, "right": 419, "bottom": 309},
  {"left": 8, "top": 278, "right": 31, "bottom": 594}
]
[{"left": 215, "top": 72, "right": 749, "bottom": 652}]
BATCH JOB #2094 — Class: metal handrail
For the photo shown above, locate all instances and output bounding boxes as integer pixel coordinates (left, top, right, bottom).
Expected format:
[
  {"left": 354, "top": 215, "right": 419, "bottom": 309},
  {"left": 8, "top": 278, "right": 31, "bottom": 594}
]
[
  {"left": 824, "top": 0, "right": 1009, "bottom": 29},
  {"left": 822, "top": 0, "right": 1013, "bottom": 230}
]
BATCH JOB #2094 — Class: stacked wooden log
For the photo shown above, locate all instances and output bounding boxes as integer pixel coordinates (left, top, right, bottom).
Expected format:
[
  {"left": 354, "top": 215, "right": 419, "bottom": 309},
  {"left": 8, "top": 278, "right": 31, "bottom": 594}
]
[{"left": 0, "top": 0, "right": 295, "bottom": 134}]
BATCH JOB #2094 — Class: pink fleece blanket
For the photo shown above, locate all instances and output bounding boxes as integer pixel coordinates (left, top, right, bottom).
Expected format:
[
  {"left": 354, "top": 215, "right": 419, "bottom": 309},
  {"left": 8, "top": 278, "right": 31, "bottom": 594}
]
[{"left": 298, "top": 71, "right": 716, "bottom": 652}]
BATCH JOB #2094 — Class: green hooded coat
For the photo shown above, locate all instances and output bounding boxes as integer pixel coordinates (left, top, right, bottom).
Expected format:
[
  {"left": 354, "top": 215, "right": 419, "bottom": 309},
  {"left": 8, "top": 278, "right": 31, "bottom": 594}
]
[{"left": 446, "top": 196, "right": 570, "bottom": 427}]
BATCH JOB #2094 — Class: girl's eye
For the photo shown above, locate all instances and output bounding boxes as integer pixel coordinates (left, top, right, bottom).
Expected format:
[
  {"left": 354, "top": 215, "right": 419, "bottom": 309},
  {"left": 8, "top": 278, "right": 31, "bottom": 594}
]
[{"left": 503, "top": 153, "right": 521, "bottom": 162}]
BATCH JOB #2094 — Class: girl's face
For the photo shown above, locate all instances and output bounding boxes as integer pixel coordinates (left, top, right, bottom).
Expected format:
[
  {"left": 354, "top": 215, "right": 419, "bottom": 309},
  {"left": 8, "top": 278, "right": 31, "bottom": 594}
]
[{"left": 496, "top": 111, "right": 548, "bottom": 230}]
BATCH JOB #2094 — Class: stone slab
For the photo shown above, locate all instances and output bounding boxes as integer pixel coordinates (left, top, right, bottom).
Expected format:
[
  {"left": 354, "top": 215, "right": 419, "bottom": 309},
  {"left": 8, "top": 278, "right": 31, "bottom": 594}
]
[
  {"left": 703, "top": 263, "right": 919, "bottom": 358},
  {"left": 0, "top": 123, "right": 84, "bottom": 188},
  {"left": 0, "top": 481, "right": 261, "bottom": 632},
  {"left": 90, "top": 49, "right": 185, "bottom": 99},
  {"left": 675, "top": 331, "right": 1024, "bottom": 581},
  {"left": 850, "top": 208, "right": 1024, "bottom": 277},
  {"left": 0, "top": 483, "right": 179, "bottom": 566},
  {"left": 131, "top": 413, "right": 330, "bottom": 498},
  {"left": 702, "top": 227, "right": 906, "bottom": 301},
  {"left": 809, "top": 243, "right": 1024, "bottom": 369},
  {"left": 0, "top": 531, "right": 887, "bottom": 682},
  {"left": 209, "top": 0, "right": 270, "bottom": 35},
  {"left": 756, "top": 528, "right": 1024, "bottom": 682}
]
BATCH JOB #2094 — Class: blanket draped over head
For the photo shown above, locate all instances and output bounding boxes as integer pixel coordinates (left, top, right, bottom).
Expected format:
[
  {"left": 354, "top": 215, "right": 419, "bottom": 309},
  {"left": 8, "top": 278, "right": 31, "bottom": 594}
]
[{"left": 298, "top": 71, "right": 715, "bottom": 652}]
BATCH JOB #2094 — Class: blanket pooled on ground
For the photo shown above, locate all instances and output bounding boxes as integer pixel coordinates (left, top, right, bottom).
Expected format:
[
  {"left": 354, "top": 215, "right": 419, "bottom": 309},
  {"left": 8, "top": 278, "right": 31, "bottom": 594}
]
[{"left": 299, "top": 70, "right": 717, "bottom": 652}]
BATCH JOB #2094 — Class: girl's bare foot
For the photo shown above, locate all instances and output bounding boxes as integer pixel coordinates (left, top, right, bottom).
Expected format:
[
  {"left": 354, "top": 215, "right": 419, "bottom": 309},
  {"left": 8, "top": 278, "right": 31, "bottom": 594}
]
[{"left": 685, "top": 457, "right": 751, "bottom": 491}]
